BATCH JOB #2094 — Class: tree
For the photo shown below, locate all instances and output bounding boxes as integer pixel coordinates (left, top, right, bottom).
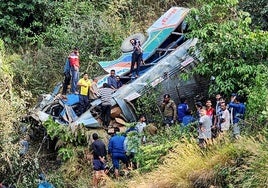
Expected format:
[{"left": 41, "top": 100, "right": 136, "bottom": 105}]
[
  {"left": 186, "top": 0, "right": 268, "bottom": 96},
  {"left": 239, "top": 0, "right": 268, "bottom": 30},
  {"left": 0, "top": 0, "right": 55, "bottom": 47},
  {"left": 0, "top": 39, "right": 39, "bottom": 187}
]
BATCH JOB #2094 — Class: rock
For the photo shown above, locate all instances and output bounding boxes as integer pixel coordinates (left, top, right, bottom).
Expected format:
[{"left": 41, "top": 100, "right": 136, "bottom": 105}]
[
  {"left": 110, "top": 107, "right": 122, "bottom": 118},
  {"left": 146, "top": 123, "right": 158, "bottom": 135}
]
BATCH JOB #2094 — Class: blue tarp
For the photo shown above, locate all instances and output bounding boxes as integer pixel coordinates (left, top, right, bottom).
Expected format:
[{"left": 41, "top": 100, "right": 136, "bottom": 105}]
[{"left": 63, "top": 93, "right": 79, "bottom": 106}]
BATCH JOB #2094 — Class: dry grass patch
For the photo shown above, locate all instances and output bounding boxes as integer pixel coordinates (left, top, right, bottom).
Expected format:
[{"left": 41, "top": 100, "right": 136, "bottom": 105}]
[{"left": 126, "top": 137, "right": 238, "bottom": 188}]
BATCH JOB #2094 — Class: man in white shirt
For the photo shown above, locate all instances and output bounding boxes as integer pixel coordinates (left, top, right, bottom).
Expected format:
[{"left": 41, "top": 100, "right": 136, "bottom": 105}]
[
  {"left": 220, "top": 102, "right": 230, "bottom": 133},
  {"left": 135, "top": 115, "right": 146, "bottom": 133},
  {"left": 198, "top": 108, "right": 212, "bottom": 148}
]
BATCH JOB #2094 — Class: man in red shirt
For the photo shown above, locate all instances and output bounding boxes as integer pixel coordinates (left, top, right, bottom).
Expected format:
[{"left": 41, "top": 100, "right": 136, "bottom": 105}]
[
  {"left": 69, "top": 47, "right": 80, "bottom": 93},
  {"left": 206, "top": 99, "right": 216, "bottom": 138},
  {"left": 206, "top": 99, "right": 215, "bottom": 119}
]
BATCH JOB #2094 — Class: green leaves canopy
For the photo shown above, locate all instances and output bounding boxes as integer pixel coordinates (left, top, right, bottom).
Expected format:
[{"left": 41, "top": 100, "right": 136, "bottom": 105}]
[{"left": 186, "top": 0, "right": 268, "bottom": 96}]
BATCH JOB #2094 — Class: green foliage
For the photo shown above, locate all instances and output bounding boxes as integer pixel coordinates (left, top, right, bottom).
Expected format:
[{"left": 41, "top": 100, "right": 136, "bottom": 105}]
[
  {"left": 125, "top": 130, "right": 141, "bottom": 156},
  {"left": 14, "top": 157, "right": 40, "bottom": 188},
  {"left": 239, "top": 0, "right": 268, "bottom": 30},
  {"left": 246, "top": 65, "right": 268, "bottom": 127},
  {"left": 6, "top": 48, "right": 59, "bottom": 97},
  {"left": 136, "top": 126, "right": 187, "bottom": 172},
  {"left": 0, "top": 39, "right": 39, "bottom": 187},
  {"left": 135, "top": 86, "right": 163, "bottom": 124},
  {"left": 187, "top": 0, "right": 268, "bottom": 97},
  {"left": 215, "top": 131, "right": 268, "bottom": 187},
  {"left": 46, "top": 173, "right": 65, "bottom": 188},
  {"left": 0, "top": 0, "right": 53, "bottom": 48},
  {"left": 1, "top": 0, "right": 268, "bottom": 187},
  {"left": 58, "top": 147, "right": 75, "bottom": 162},
  {"left": 43, "top": 118, "right": 90, "bottom": 161}
]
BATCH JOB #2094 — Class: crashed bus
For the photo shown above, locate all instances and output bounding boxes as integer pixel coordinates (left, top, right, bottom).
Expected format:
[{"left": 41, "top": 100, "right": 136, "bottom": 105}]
[{"left": 26, "top": 7, "right": 208, "bottom": 128}]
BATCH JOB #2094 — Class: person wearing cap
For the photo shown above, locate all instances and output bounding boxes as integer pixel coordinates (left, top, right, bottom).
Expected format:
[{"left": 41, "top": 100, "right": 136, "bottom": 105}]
[
  {"left": 91, "top": 133, "right": 107, "bottom": 187},
  {"left": 108, "top": 127, "right": 128, "bottom": 179},
  {"left": 69, "top": 47, "right": 80, "bottom": 93},
  {"left": 161, "top": 94, "right": 177, "bottom": 127}
]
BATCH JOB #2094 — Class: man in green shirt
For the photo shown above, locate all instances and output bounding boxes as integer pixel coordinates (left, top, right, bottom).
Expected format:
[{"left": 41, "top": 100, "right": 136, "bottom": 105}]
[{"left": 161, "top": 94, "right": 177, "bottom": 127}]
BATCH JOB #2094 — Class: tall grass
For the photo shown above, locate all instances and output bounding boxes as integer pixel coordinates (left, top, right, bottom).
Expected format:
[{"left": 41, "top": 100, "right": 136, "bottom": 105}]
[{"left": 122, "top": 132, "right": 268, "bottom": 188}]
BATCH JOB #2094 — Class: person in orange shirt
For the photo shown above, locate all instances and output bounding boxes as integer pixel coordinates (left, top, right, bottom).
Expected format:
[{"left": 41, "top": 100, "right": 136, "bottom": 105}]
[
  {"left": 77, "top": 73, "right": 91, "bottom": 115},
  {"left": 69, "top": 47, "right": 80, "bottom": 93}
]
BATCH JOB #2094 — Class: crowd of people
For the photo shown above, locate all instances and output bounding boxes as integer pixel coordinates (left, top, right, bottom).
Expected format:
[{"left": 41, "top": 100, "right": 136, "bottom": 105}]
[
  {"left": 90, "top": 114, "right": 148, "bottom": 187},
  {"left": 60, "top": 38, "right": 143, "bottom": 124},
  {"left": 61, "top": 48, "right": 124, "bottom": 119},
  {"left": 160, "top": 93, "right": 246, "bottom": 148},
  {"left": 90, "top": 91, "right": 247, "bottom": 186},
  {"left": 61, "top": 37, "right": 143, "bottom": 118}
]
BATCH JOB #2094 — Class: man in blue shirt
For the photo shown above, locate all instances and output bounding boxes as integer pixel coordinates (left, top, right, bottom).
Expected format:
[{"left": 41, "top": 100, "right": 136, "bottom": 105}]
[
  {"left": 107, "top": 69, "right": 117, "bottom": 89},
  {"left": 108, "top": 127, "right": 127, "bottom": 179},
  {"left": 61, "top": 58, "right": 71, "bottom": 98},
  {"left": 182, "top": 110, "right": 195, "bottom": 127},
  {"left": 115, "top": 76, "right": 123, "bottom": 89},
  {"left": 229, "top": 95, "right": 246, "bottom": 138},
  {"left": 177, "top": 98, "right": 189, "bottom": 123}
]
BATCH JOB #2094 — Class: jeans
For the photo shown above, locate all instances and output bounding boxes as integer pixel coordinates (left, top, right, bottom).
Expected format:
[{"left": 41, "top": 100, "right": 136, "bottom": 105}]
[
  {"left": 79, "top": 95, "right": 89, "bottom": 115},
  {"left": 163, "top": 116, "right": 174, "bottom": 126},
  {"left": 71, "top": 67, "right": 79, "bottom": 93},
  {"left": 111, "top": 152, "right": 127, "bottom": 169}
]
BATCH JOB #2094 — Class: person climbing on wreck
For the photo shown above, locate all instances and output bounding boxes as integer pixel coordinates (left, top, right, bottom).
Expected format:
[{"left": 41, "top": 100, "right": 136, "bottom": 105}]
[
  {"left": 77, "top": 73, "right": 91, "bottom": 115},
  {"left": 129, "top": 39, "right": 143, "bottom": 78},
  {"left": 69, "top": 47, "right": 80, "bottom": 93},
  {"left": 61, "top": 58, "right": 71, "bottom": 99},
  {"left": 98, "top": 83, "right": 114, "bottom": 127}
]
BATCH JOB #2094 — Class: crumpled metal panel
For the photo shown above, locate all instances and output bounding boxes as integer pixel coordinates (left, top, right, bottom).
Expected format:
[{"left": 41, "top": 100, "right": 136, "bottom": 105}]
[{"left": 71, "top": 110, "right": 99, "bottom": 128}]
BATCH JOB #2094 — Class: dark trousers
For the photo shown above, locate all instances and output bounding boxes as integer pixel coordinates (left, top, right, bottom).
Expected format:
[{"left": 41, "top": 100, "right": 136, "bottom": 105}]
[
  {"left": 130, "top": 52, "right": 142, "bottom": 76},
  {"left": 71, "top": 67, "right": 79, "bottom": 93},
  {"left": 79, "top": 95, "right": 89, "bottom": 115},
  {"left": 101, "top": 105, "right": 111, "bottom": 127},
  {"left": 163, "top": 116, "right": 174, "bottom": 126},
  {"left": 62, "top": 72, "right": 71, "bottom": 95}
]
